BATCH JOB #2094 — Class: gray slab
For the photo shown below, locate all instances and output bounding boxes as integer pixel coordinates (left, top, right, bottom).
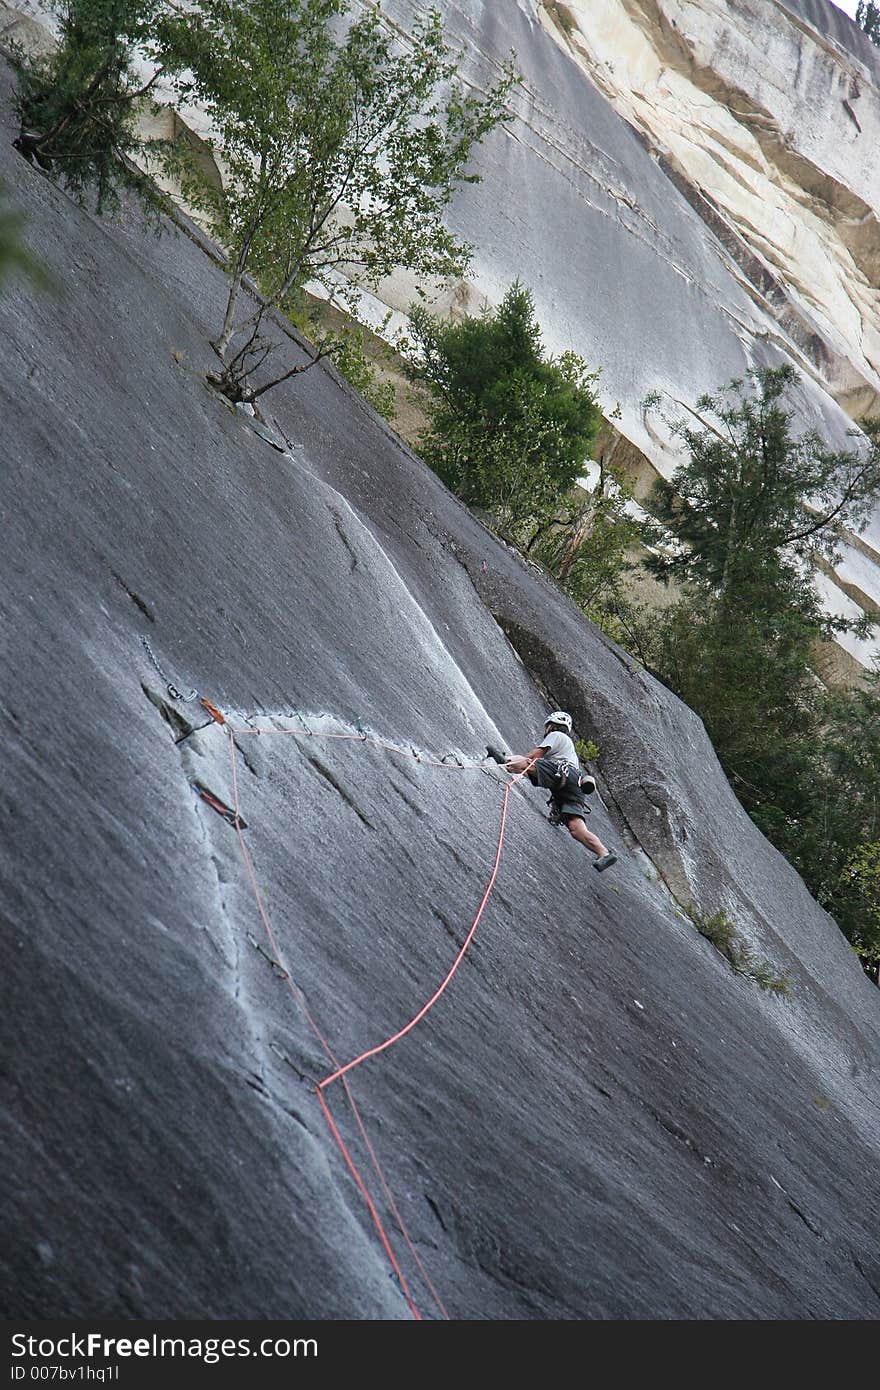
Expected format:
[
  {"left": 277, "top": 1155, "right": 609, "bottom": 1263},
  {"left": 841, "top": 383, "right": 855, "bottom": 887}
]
[{"left": 1, "top": 63, "right": 879, "bottom": 1319}]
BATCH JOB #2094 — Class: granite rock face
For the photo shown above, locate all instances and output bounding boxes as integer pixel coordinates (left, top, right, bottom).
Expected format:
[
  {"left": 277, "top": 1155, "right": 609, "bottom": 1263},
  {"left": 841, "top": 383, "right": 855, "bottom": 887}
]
[
  {"left": 3, "top": 0, "right": 879, "bottom": 661},
  {"left": 538, "top": 0, "right": 880, "bottom": 418},
  {"left": 2, "top": 66, "right": 880, "bottom": 1319},
  {"left": 382, "top": 0, "right": 880, "bottom": 667}
]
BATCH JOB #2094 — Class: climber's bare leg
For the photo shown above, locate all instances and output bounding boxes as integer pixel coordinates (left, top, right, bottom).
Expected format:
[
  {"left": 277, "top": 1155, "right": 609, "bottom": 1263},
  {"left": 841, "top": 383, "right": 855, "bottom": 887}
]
[{"left": 566, "top": 816, "right": 609, "bottom": 858}]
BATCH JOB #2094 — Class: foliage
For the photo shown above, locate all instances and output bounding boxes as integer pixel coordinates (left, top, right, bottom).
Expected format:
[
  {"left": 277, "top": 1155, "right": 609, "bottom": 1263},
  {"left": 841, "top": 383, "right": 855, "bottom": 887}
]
[
  {"left": 685, "top": 904, "right": 791, "bottom": 995},
  {"left": 633, "top": 370, "right": 880, "bottom": 973},
  {"left": 286, "top": 298, "right": 397, "bottom": 421},
  {"left": 804, "top": 680, "right": 880, "bottom": 970},
  {"left": 646, "top": 367, "right": 880, "bottom": 609},
  {"left": 627, "top": 588, "right": 825, "bottom": 821},
  {"left": 574, "top": 737, "right": 600, "bottom": 764},
  {"left": 405, "top": 280, "right": 629, "bottom": 624},
  {"left": 842, "top": 843, "right": 880, "bottom": 978},
  {"left": 528, "top": 461, "right": 640, "bottom": 618},
  {"left": 856, "top": 0, "right": 880, "bottom": 45},
  {"left": 10, "top": 0, "right": 168, "bottom": 214},
  {"left": 404, "top": 281, "right": 601, "bottom": 539},
  {"left": 639, "top": 370, "right": 879, "bottom": 813},
  {"left": 156, "top": 0, "right": 516, "bottom": 402},
  {"left": 329, "top": 326, "right": 397, "bottom": 423}
]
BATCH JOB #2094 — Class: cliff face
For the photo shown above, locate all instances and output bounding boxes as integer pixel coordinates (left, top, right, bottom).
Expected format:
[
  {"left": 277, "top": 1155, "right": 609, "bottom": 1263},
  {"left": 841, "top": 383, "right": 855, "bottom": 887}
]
[
  {"left": 3, "top": 64, "right": 880, "bottom": 1319},
  {"left": 381, "top": 0, "right": 880, "bottom": 668},
  {"left": 3, "top": 0, "right": 879, "bottom": 662},
  {"left": 539, "top": 0, "right": 880, "bottom": 419}
]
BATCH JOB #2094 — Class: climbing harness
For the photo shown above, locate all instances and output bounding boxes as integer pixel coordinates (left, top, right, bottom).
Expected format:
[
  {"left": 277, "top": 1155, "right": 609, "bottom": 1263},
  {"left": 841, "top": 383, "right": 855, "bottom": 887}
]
[{"left": 551, "top": 760, "right": 595, "bottom": 795}]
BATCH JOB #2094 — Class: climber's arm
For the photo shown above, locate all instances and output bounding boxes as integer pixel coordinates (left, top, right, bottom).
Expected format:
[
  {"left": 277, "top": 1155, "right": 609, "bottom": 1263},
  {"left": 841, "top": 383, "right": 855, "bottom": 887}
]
[{"left": 505, "top": 746, "right": 547, "bottom": 773}]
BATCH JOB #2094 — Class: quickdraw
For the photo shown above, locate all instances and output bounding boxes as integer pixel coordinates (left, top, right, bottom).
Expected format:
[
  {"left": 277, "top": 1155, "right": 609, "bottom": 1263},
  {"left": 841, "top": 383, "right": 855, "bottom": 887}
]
[
  {"left": 191, "top": 780, "right": 247, "bottom": 830},
  {"left": 141, "top": 636, "right": 199, "bottom": 703}
]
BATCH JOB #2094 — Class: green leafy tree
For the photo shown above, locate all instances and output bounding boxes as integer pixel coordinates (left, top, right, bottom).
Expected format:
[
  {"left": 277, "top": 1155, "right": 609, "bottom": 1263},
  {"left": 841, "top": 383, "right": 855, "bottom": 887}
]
[
  {"left": 856, "top": 0, "right": 880, "bottom": 45},
  {"left": 843, "top": 843, "right": 880, "bottom": 980},
  {"left": 156, "top": 0, "right": 516, "bottom": 402},
  {"left": 633, "top": 369, "right": 880, "bottom": 971},
  {"left": 804, "top": 680, "right": 880, "bottom": 976},
  {"left": 646, "top": 367, "right": 880, "bottom": 609},
  {"left": 634, "top": 615, "right": 880, "bottom": 979},
  {"left": 405, "top": 281, "right": 602, "bottom": 538},
  {"left": 638, "top": 368, "right": 879, "bottom": 807},
  {"left": 11, "top": 0, "right": 168, "bottom": 213},
  {"left": 618, "top": 575, "right": 825, "bottom": 822}
]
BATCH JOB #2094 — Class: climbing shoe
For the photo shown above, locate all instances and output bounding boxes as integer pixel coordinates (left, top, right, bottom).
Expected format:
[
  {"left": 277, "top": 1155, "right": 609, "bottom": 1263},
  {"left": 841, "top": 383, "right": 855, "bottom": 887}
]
[
  {"left": 593, "top": 852, "right": 617, "bottom": 873},
  {"left": 486, "top": 744, "right": 508, "bottom": 765}
]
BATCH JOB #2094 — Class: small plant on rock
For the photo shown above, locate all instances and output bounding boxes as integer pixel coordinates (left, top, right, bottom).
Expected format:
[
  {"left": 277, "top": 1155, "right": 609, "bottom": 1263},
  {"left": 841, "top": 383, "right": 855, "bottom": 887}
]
[
  {"left": 0, "top": 181, "right": 44, "bottom": 287},
  {"left": 685, "top": 903, "right": 791, "bottom": 996},
  {"left": 574, "top": 737, "right": 599, "bottom": 765}
]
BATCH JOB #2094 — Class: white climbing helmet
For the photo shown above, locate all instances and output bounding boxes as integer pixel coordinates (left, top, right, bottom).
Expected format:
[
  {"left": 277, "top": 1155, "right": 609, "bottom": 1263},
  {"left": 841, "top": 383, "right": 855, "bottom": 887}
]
[{"left": 545, "top": 710, "right": 573, "bottom": 733}]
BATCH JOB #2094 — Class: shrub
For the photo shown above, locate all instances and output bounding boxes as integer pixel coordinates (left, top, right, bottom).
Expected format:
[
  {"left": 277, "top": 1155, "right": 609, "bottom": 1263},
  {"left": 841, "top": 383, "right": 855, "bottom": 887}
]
[
  {"left": 574, "top": 737, "right": 599, "bottom": 764},
  {"left": 11, "top": 0, "right": 168, "bottom": 214},
  {"left": 328, "top": 327, "right": 397, "bottom": 424},
  {"left": 685, "top": 903, "right": 791, "bottom": 995},
  {"left": 405, "top": 281, "right": 601, "bottom": 540}
]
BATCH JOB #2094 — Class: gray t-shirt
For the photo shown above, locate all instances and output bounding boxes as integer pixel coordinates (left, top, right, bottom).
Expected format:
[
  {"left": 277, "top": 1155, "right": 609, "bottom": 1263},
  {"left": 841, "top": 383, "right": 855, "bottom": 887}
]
[{"left": 539, "top": 729, "right": 579, "bottom": 769}]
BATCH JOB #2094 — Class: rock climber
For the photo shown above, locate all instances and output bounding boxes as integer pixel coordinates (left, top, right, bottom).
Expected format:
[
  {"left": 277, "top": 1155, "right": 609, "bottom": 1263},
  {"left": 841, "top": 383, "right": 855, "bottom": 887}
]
[{"left": 488, "top": 711, "right": 617, "bottom": 872}]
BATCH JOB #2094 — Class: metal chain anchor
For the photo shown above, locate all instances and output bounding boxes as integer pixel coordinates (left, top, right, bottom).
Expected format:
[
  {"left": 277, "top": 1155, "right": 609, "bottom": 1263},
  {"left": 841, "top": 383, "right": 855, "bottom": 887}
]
[{"left": 141, "top": 636, "right": 199, "bottom": 703}]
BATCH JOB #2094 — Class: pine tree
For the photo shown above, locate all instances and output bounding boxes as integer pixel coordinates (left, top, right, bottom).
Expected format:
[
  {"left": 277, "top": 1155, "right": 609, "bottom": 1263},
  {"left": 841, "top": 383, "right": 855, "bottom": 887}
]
[
  {"left": 11, "top": 0, "right": 167, "bottom": 213},
  {"left": 856, "top": 1, "right": 880, "bottom": 45},
  {"left": 405, "top": 282, "right": 602, "bottom": 538},
  {"left": 637, "top": 369, "right": 880, "bottom": 971}
]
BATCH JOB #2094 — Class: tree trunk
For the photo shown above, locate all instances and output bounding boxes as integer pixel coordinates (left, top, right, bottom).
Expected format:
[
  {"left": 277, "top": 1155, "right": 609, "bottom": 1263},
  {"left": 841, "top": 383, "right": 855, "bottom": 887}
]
[
  {"left": 214, "top": 272, "right": 244, "bottom": 359},
  {"left": 557, "top": 502, "right": 597, "bottom": 584}
]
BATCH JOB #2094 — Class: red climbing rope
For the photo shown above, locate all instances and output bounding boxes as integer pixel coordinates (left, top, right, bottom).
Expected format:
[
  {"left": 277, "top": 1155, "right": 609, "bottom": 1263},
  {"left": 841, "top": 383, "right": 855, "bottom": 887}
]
[
  {"left": 233, "top": 723, "right": 489, "bottom": 772},
  {"left": 318, "top": 759, "right": 534, "bottom": 1091},
  {"left": 223, "top": 715, "right": 529, "bottom": 1321},
  {"left": 228, "top": 728, "right": 452, "bottom": 1321}
]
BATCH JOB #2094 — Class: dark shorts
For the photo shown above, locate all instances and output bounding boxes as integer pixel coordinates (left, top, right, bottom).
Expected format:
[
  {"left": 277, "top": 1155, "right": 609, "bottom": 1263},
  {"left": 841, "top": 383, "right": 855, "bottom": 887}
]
[{"left": 528, "top": 757, "right": 590, "bottom": 821}]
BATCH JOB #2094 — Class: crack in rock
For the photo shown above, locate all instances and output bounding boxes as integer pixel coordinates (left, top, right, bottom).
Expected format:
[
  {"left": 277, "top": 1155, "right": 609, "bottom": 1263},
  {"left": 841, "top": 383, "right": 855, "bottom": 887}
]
[{"left": 303, "top": 752, "right": 375, "bottom": 828}]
